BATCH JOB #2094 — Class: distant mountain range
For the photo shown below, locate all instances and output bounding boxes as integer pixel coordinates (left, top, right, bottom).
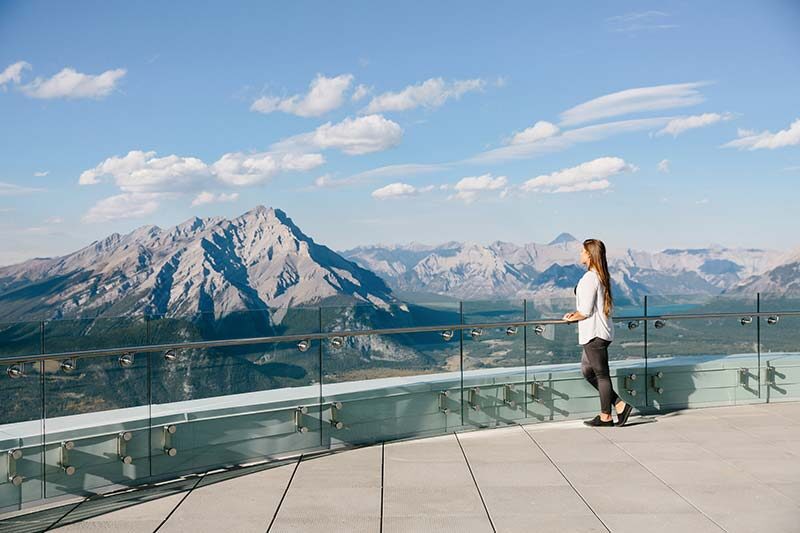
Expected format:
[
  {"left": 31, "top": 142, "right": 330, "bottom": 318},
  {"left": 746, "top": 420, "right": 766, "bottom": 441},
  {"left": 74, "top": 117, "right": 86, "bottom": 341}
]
[
  {"left": 342, "top": 235, "right": 798, "bottom": 303},
  {"left": 0, "top": 206, "right": 797, "bottom": 323}
]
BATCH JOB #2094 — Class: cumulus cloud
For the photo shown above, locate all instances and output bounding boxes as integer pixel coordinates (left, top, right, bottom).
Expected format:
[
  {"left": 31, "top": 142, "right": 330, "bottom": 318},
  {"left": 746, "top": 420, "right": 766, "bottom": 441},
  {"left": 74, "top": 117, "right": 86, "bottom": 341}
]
[
  {"left": 371, "top": 182, "right": 420, "bottom": 199},
  {"left": 559, "top": 82, "right": 708, "bottom": 126},
  {"left": 655, "top": 112, "right": 733, "bottom": 137},
  {"left": 723, "top": 119, "right": 800, "bottom": 150},
  {"left": 22, "top": 67, "right": 126, "bottom": 99},
  {"left": 250, "top": 74, "right": 353, "bottom": 117},
  {"left": 0, "top": 61, "right": 31, "bottom": 87},
  {"left": 657, "top": 159, "right": 671, "bottom": 173},
  {"left": 83, "top": 193, "right": 163, "bottom": 223},
  {"left": 212, "top": 151, "right": 324, "bottom": 186},
  {"left": 79, "top": 150, "right": 211, "bottom": 192},
  {"left": 364, "top": 77, "right": 485, "bottom": 113},
  {"left": 509, "top": 121, "right": 560, "bottom": 145},
  {"left": 191, "top": 191, "right": 239, "bottom": 206},
  {"left": 351, "top": 84, "right": 370, "bottom": 102},
  {"left": 33, "top": 170, "right": 50, "bottom": 177},
  {"left": 450, "top": 174, "right": 508, "bottom": 203},
  {"left": 275, "top": 114, "right": 403, "bottom": 155},
  {"left": 521, "top": 157, "right": 636, "bottom": 194}
]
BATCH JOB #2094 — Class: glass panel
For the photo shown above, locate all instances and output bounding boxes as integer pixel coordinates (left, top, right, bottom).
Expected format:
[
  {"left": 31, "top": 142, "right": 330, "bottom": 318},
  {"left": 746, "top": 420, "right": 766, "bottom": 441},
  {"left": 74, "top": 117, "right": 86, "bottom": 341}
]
[
  {"left": 525, "top": 298, "right": 589, "bottom": 421},
  {"left": 645, "top": 295, "right": 759, "bottom": 410},
  {"left": 461, "top": 300, "right": 525, "bottom": 427},
  {"left": 148, "top": 307, "right": 322, "bottom": 478},
  {"left": 42, "top": 316, "right": 148, "bottom": 354},
  {"left": 42, "top": 317, "right": 149, "bottom": 499},
  {"left": 759, "top": 294, "right": 800, "bottom": 402},
  {"left": 610, "top": 318, "right": 647, "bottom": 410},
  {"left": 321, "top": 302, "right": 461, "bottom": 447},
  {"left": 0, "top": 321, "right": 44, "bottom": 509}
]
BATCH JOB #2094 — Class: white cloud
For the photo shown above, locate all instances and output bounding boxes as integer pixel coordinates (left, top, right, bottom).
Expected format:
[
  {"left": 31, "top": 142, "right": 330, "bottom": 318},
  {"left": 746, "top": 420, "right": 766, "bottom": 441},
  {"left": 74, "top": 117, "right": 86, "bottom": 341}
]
[
  {"left": 351, "top": 84, "right": 370, "bottom": 102},
  {"left": 33, "top": 170, "right": 50, "bottom": 177},
  {"left": 509, "top": 121, "right": 560, "bottom": 145},
  {"left": 22, "top": 67, "right": 126, "bottom": 100},
  {"left": 212, "top": 151, "right": 324, "bottom": 186},
  {"left": 371, "top": 182, "right": 419, "bottom": 199},
  {"left": 606, "top": 11, "right": 677, "bottom": 32},
  {"left": 0, "top": 61, "right": 31, "bottom": 87},
  {"left": 83, "top": 193, "right": 164, "bottom": 223},
  {"left": 723, "top": 118, "right": 800, "bottom": 150},
  {"left": 0, "top": 181, "right": 45, "bottom": 196},
  {"left": 657, "top": 159, "right": 671, "bottom": 173},
  {"left": 559, "top": 82, "right": 708, "bottom": 126},
  {"left": 656, "top": 112, "right": 733, "bottom": 137},
  {"left": 468, "top": 116, "right": 673, "bottom": 164},
  {"left": 364, "top": 77, "right": 485, "bottom": 113},
  {"left": 79, "top": 150, "right": 211, "bottom": 192},
  {"left": 44, "top": 216, "right": 63, "bottom": 224},
  {"left": 450, "top": 173, "right": 508, "bottom": 203},
  {"left": 521, "top": 157, "right": 636, "bottom": 194},
  {"left": 250, "top": 74, "right": 353, "bottom": 117},
  {"left": 80, "top": 149, "right": 324, "bottom": 192},
  {"left": 275, "top": 114, "right": 403, "bottom": 155},
  {"left": 191, "top": 191, "right": 239, "bottom": 206}
]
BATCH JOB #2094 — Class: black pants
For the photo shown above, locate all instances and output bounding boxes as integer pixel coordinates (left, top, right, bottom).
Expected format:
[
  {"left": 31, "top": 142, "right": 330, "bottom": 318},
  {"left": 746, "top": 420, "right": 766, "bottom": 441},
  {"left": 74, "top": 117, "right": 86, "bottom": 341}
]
[{"left": 580, "top": 337, "right": 620, "bottom": 415}]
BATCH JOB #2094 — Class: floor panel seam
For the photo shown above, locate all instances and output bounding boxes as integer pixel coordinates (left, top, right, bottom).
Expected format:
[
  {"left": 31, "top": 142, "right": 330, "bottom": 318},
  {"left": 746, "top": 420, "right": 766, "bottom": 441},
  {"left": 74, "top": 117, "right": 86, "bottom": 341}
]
[
  {"left": 152, "top": 475, "right": 204, "bottom": 533},
  {"left": 454, "top": 431, "right": 496, "bottom": 533},
  {"left": 43, "top": 498, "right": 87, "bottom": 531},
  {"left": 518, "top": 424, "right": 611, "bottom": 533},
  {"left": 265, "top": 455, "right": 302, "bottom": 533},
  {"left": 594, "top": 427, "right": 729, "bottom": 532},
  {"left": 380, "top": 441, "right": 385, "bottom": 533}
]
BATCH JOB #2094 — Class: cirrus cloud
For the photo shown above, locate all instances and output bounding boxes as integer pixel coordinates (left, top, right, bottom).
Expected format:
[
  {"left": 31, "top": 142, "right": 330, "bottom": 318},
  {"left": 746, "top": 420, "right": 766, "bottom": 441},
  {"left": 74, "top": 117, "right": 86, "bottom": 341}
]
[{"left": 521, "top": 157, "right": 637, "bottom": 194}]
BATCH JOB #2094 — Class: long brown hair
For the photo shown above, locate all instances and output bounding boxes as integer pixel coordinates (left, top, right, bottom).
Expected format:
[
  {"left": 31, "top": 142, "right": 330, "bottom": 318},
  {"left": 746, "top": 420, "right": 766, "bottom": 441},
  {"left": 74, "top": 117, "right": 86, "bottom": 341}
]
[{"left": 583, "top": 238, "right": 613, "bottom": 317}]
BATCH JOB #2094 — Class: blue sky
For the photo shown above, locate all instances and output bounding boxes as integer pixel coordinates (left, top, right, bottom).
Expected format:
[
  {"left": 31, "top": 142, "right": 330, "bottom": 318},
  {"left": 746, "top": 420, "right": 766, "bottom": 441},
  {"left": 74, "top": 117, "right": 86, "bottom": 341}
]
[{"left": 1, "top": 0, "right": 799, "bottom": 265}]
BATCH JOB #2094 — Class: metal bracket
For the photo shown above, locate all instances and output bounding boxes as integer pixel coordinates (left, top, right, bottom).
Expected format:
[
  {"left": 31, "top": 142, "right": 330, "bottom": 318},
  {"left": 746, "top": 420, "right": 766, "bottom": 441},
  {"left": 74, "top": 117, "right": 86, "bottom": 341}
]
[
  {"left": 329, "top": 401, "right": 344, "bottom": 430},
  {"left": 294, "top": 406, "right": 309, "bottom": 433},
  {"left": 438, "top": 390, "right": 450, "bottom": 414},
  {"left": 59, "top": 441, "right": 76, "bottom": 475},
  {"left": 530, "top": 381, "right": 543, "bottom": 403},
  {"left": 738, "top": 368, "right": 750, "bottom": 387},
  {"left": 503, "top": 383, "right": 516, "bottom": 408},
  {"left": 624, "top": 373, "right": 638, "bottom": 396},
  {"left": 7, "top": 449, "right": 23, "bottom": 486},
  {"left": 651, "top": 372, "right": 664, "bottom": 394},
  {"left": 162, "top": 425, "right": 177, "bottom": 456},
  {"left": 764, "top": 363, "right": 775, "bottom": 386},
  {"left": 468, "top": 387, "right": 481, "bottom": 411},
  {"left": 117, "top": 432, "right": 133, "bottom": 464}
]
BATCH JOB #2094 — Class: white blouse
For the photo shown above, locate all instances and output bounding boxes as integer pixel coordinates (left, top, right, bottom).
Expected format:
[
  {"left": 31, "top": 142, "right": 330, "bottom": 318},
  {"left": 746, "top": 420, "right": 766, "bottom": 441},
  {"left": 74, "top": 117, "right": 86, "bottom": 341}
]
[{"left": 575, "top": 269, "right": 614, "bottom": 345}]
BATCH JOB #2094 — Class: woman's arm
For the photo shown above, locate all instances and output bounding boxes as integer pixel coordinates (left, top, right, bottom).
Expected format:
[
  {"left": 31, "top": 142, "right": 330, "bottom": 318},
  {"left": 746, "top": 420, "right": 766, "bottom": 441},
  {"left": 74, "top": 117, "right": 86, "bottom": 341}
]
[{"left": 562, "top": 310, "right": 588, "bottom": 322}]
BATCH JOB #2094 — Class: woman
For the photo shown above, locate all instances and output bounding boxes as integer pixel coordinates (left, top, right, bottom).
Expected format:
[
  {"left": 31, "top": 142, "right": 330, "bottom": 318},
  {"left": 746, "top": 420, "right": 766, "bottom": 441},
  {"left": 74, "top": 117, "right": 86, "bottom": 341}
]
[{"left": 562, "top": 238, "right": 633, "bottom": 427}]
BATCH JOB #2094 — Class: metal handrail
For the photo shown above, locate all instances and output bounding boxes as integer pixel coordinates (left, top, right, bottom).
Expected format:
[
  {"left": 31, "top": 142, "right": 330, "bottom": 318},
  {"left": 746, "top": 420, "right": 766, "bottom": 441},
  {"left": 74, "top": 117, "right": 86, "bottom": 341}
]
[{"left": 1, "top": 310, "right": 798, "bottom": 365}]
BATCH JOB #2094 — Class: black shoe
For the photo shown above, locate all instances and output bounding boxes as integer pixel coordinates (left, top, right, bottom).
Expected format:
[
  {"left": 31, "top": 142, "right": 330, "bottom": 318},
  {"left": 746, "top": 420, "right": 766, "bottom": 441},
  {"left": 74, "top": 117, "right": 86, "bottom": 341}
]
[
  {"left": 615, "top": 403, "right": 634, "bottom": 427},
  {"left": 583, "top": 415, "right": 614, "bottom": 427}
]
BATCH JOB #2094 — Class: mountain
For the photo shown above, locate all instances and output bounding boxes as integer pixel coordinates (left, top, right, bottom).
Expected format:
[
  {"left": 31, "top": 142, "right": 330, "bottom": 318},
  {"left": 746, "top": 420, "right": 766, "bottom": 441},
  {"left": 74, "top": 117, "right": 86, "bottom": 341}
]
[
  {"left": 0, "top": 206, "right": 395, "bottom": 322},
  {"left": 342, "top": 237, "right": 786, "bottom": 302},
  {"left": 725, "top": 248, "right": 800, "bottom": 297}
]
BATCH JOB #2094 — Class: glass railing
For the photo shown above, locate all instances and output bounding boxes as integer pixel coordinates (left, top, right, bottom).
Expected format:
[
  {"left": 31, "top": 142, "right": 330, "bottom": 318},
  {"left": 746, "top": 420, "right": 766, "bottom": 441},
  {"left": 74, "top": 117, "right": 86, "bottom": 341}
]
[{"left": 1, "top": 293, "right": 799, "bottom": 514}]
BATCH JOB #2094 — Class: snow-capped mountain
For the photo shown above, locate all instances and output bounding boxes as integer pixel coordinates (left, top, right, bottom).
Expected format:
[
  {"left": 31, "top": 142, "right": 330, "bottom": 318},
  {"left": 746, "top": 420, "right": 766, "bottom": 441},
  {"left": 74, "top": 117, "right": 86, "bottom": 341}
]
[
  {"left": 0, "top": 206, "right": 395, "bottom": 322},
  {"left": 342, "top": 236, "right": 786, "bottom": 302},
  {"left": 725, "top": 247, "right": 800, "bottom": 297}
]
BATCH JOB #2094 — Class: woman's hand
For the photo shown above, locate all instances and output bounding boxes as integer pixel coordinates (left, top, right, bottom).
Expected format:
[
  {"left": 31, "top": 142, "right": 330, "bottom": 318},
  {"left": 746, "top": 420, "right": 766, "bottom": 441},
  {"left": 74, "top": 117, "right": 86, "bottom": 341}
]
[
  {"left": 563, "top": 311, "right": 586, "bottom": 322},
  {"left": 562, "top": 312, "right": 574, "bottom": 322}
]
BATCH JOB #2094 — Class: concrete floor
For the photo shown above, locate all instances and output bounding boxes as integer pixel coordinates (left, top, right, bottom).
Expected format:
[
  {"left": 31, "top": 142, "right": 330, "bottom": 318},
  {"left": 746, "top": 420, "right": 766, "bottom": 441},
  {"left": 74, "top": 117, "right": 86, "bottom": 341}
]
[{"left": 3, "top": 402, "right": 799, "bottom": 533}]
